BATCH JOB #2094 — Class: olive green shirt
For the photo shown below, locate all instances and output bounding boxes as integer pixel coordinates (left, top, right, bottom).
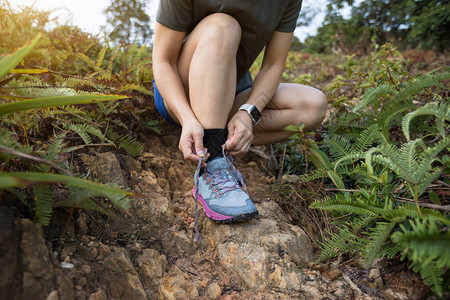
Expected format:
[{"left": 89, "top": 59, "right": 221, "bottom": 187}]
[{"left": 156, "top": 0, "right": 302, "bottom": 86}]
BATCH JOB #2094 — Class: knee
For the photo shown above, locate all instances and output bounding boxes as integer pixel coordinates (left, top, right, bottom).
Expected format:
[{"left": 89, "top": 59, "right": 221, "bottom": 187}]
[
  {"left": 307, "top": 90, "right": 327, "bottom": 129},
  {"left": 314, "top": 90, "right": 327, "bottom": 122},
  {"left": 201, "top": 13, "right": 242, "bottom": 46},
  {"left": 294, "top": 89, "right": 327, "bottom": 130}
]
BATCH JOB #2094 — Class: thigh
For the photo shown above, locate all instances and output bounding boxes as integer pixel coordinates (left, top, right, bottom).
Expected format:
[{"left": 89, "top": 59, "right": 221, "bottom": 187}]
[
  {"left": 231, "top": 82, "right": 326, "bottom": 120},
  {"left": 177, "top": 13, "right": 241, "bottom": 96}
]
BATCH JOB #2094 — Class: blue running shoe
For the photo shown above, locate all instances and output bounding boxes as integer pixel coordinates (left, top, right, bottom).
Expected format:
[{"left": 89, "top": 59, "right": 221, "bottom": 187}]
[{"left": 192, "top": 156, "right": 258, "bottom": 223}]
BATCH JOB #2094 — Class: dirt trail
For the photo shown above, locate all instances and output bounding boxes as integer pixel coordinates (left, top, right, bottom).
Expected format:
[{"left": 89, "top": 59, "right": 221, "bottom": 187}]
[{"left": 1, "top": 128, "right": 392, "bottom": 300}]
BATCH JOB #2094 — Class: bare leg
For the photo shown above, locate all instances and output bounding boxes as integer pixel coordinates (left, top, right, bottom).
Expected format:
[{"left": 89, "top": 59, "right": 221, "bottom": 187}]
[
  {"left": 230, "top": 83, "right": 327, "bottom": 145},
  {"left": 165, "top": 13, "right": 241, "bottom": 129}
]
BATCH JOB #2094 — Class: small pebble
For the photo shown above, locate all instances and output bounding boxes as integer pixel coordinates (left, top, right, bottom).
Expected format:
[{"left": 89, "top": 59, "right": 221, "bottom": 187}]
[
  {"left": 60, "top": 262, "right": 74, "bottom": 269},
  {"left": 81, "top": 264, "right": 92, "bottom": 275}
]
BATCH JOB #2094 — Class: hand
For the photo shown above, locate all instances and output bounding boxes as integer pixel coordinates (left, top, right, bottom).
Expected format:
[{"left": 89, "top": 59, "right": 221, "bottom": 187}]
[
  {"left": 179, "top": 119, "right": 209, "bottom": 166},
  {"left": 226, "top": 110, "right": 254, "bottom": 156}
]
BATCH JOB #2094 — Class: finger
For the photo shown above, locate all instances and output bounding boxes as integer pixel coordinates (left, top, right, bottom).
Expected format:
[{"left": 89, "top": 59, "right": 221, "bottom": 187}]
[
  {"left": 226, "top": 132, "right": 242, "bottom": 151},
  {"left": 201, "top": 153, "right": 210, "bottom": 167},
  {"left": 226, "top": 123, "right": 236, "bottom": 149},
  {"left": 234, "top": 135, "right": 248, "bottom": 153},
  {"left": 193, "top": 132, "right": 206, "bottom": 157},
  {"left": 180, "top": 142, "right": 200, "bottom": 163}
]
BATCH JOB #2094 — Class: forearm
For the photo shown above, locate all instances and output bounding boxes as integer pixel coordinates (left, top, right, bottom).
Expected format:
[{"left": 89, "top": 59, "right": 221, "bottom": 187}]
[
  {"left": 245, "top": 64, "right": 284, "bottom": 112},
  {"left": 153, "top": 61, "right": 196, "bottom": 126}
]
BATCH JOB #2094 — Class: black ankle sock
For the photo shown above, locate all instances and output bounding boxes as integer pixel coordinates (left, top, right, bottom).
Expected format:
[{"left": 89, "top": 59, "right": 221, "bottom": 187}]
[{"left": 203, "top": 128, "right": 228, "bottom": 163}]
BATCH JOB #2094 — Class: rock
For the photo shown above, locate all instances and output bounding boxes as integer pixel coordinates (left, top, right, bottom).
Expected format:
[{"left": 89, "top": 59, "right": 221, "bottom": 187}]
[
  {"left": 76, "top": 213, "right": 88, "bottom": 235},
  {"left": 136, "top": 249, "right": 169, "bottom": 290},
  {"left": 203, "top": 203, "right": 312, "bottom": 292},
  {"left": 60, "top": 262, "right": 74, "bottom": 269},
  {"left": 0, "top": 207, "right": 20, "bottom": 299},
  {"left": 79, "top": 152, "right": 127, "bottom": 187},
  {"left": 80, "top": 264, "right": 92, "bottom": 275},
  {"left": 218, "top": 242, "right": 269, "bottom": 290},
  {"left": 207, "top": 214, "right": 313, "bottom": 266},
  {"left": 302, "top": 284, "right": 323, "bottom": 299},
  {"left": 46, "top": 290, "right": 59, "bottom": 300},
  {"left": 256, "top": 201, "right": 290, "bottom": 223},
  {"left": 117, "top": 154, "right": 142, "bottom": 181},
  {"left": 54, "top": 268, "right": 74, "bottom": 300},
  {"left": 369, "top": 268, "right": 383, "bottom": 288},
  {"left": 96, "top": 250, "right": 146, "bottom": 299},
  {"left": 323, "top": 268, "right": 342, "bottom": 281},
  {"left": 20, "top": 219, "right": 54, "bottom": 300},
  {"left": 87, "top": 289, "right": 107, "bottom": 300},
  {"left": 159, "top": 272, "right": 190, "bottom": 300},
  {"left": 206, "top": 282, "right": 221, "bottom": 299},
  {"left": 268, "top": 264, "right": 303, "bottom": 291},
  {"left": 248, "top": 146, "right": 271, "bottom": 168}
]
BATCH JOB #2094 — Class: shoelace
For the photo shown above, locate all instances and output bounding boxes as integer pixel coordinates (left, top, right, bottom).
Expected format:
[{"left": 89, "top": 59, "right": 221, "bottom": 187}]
[{"left": 192, "top": 144, "right": 248, "bottom": 248}]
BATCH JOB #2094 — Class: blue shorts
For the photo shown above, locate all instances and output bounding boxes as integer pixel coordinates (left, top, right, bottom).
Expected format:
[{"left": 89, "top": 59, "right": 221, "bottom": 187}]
[{"left": 153, "top": 72, "right": 253, "bottom": 127}]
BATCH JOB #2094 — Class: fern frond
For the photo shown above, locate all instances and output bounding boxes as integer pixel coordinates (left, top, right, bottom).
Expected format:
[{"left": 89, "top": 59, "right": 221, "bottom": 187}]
[
  {"left": 355, "top": 124, "right": 384, "bottom": 152},
  {"left": 353, "top": 84, "right": 396, "bottom": 112},
  {"left": 77, "top": 53, "right": 100, "bottom": 71},
  {"left": 411, "top": 137, "right": 449, "bottom": 184},
  {"left": 334, "top": 152, "right": 366, "bottom": 171},
  {"left": 392, "top": 204, "right": 450, "bottom": 225},
  {"left": 398, "top": 140, "right": 420, "bottom": 172},
  {"left": 378, "top": 242, "right": 402, "bottom": 259},
  {"left": 317, "top": 215, "right": 376, "bottom": 262},
  {"left": 65, "top": 123, "right": 92, "bottom": 144},
  {"left": 33, "top": 185, "right": 53, "bottom": 227},
  {"left": 96, "top": 45, "right": 107, "bottom": 68},
  {"left": 326, "top": 134, "right": 353, "bottom": 160},
  {"left": 378, "top": 99, "right": 415, "bottom": 139},
  {"left": 107, "top": 129, "right": 142, "bottom": 157},
  {"left": 392, "top": 219, "right": 450, "bottom": 269},
  {"left": 45, "top": 133, "right": 67, "bottom": 161},
  {"left": 0, "top": 129, "right": 17, "bottom": 148},
  {"left": 310, "top": 195, "right": 384, "bottom": 216},
  {"left": 402, "top": 102, "right": 450, "bottom": 141},
  {"left": 417, "top": 167, "right": 442, "bottom": 197},
  {"left": 411, "top": 261, "right": 444, "bottom": 297},
  {"left": 363, "top": 221, "right": 396, "bottom": 266},
  {"left": 117, "top": 83, "right": 153, "bottom": 96},
  {"left": 378, "top": 71, "right": 450, "bottom": 138}
]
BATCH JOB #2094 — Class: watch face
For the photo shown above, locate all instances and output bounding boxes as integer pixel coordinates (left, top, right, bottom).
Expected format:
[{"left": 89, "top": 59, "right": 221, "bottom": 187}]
[{"left": 250, "top": 106, "right": 261, "bottom": 124}]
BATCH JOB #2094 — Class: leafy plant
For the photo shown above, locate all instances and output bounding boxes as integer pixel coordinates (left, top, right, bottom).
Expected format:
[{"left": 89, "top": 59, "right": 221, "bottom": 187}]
[
  {"left": 0, "top": 33, "right": 139, "bottom": 229},
  {"left": 284, "top": 44, "right": 450, "bottom": 296}
]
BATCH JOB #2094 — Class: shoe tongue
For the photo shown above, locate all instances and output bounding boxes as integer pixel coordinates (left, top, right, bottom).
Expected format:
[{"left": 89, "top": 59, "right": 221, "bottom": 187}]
[{"left": 206, "top": 157, "right": 230, "bottom": 173}]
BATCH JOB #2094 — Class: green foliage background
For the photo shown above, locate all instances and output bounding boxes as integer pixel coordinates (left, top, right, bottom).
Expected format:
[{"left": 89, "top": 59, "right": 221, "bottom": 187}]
[{"left": 0, "top": 1, "right": 449, "bottom": 297}]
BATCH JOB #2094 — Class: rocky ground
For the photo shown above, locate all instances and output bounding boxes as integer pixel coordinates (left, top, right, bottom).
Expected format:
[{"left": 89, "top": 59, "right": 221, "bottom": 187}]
[{"left": 1, "top": 130, "right": 417, "bottom": 300}]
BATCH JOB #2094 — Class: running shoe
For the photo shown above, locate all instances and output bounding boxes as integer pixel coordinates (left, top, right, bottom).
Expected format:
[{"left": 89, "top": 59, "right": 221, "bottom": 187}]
[{"left": 192, "top": 156, "right": 258, "bottom": 223}]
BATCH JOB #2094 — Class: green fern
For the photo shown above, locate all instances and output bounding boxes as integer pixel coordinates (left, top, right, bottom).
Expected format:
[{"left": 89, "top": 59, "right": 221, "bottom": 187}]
[
  {"left": 107, "top": 129, "right": 143, "bottom": 157},
  {"left": 377, "top": 71, "right": 450, "bottom": 139},
  {"left": 44, "top": 133, "right": 67, "bottom": 161},
  {"left": 353, "top": 84, "right": 396, "bottom": 112},
  {"left": 316, "top": 215, "right": 377, "bottom": 262},
  {"left": 354, "top": 124, "right": 384, "bottom": 152},
  {"left": 310, "top": 195, "right": 384, "bottom": 217},
  {"left": 392, "top": 219, "right": 450, "bottom": 268},
  {"left": 363, "top": 221, "right": 396, "bottom": 266},
  {"left": 402, "top": 102, "right": 450, "bottom": 141},
  {"left": 326, "top": 134, "right": 353, "bottom": 161},
  {"left": 33, "top": 185, "right": 53, "bottom": 227}
]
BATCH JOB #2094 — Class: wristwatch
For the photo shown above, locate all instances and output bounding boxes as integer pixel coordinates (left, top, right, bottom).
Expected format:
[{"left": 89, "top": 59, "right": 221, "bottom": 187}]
[{"left": 239, "top": 104, "right": 261, "bottom": 125}]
